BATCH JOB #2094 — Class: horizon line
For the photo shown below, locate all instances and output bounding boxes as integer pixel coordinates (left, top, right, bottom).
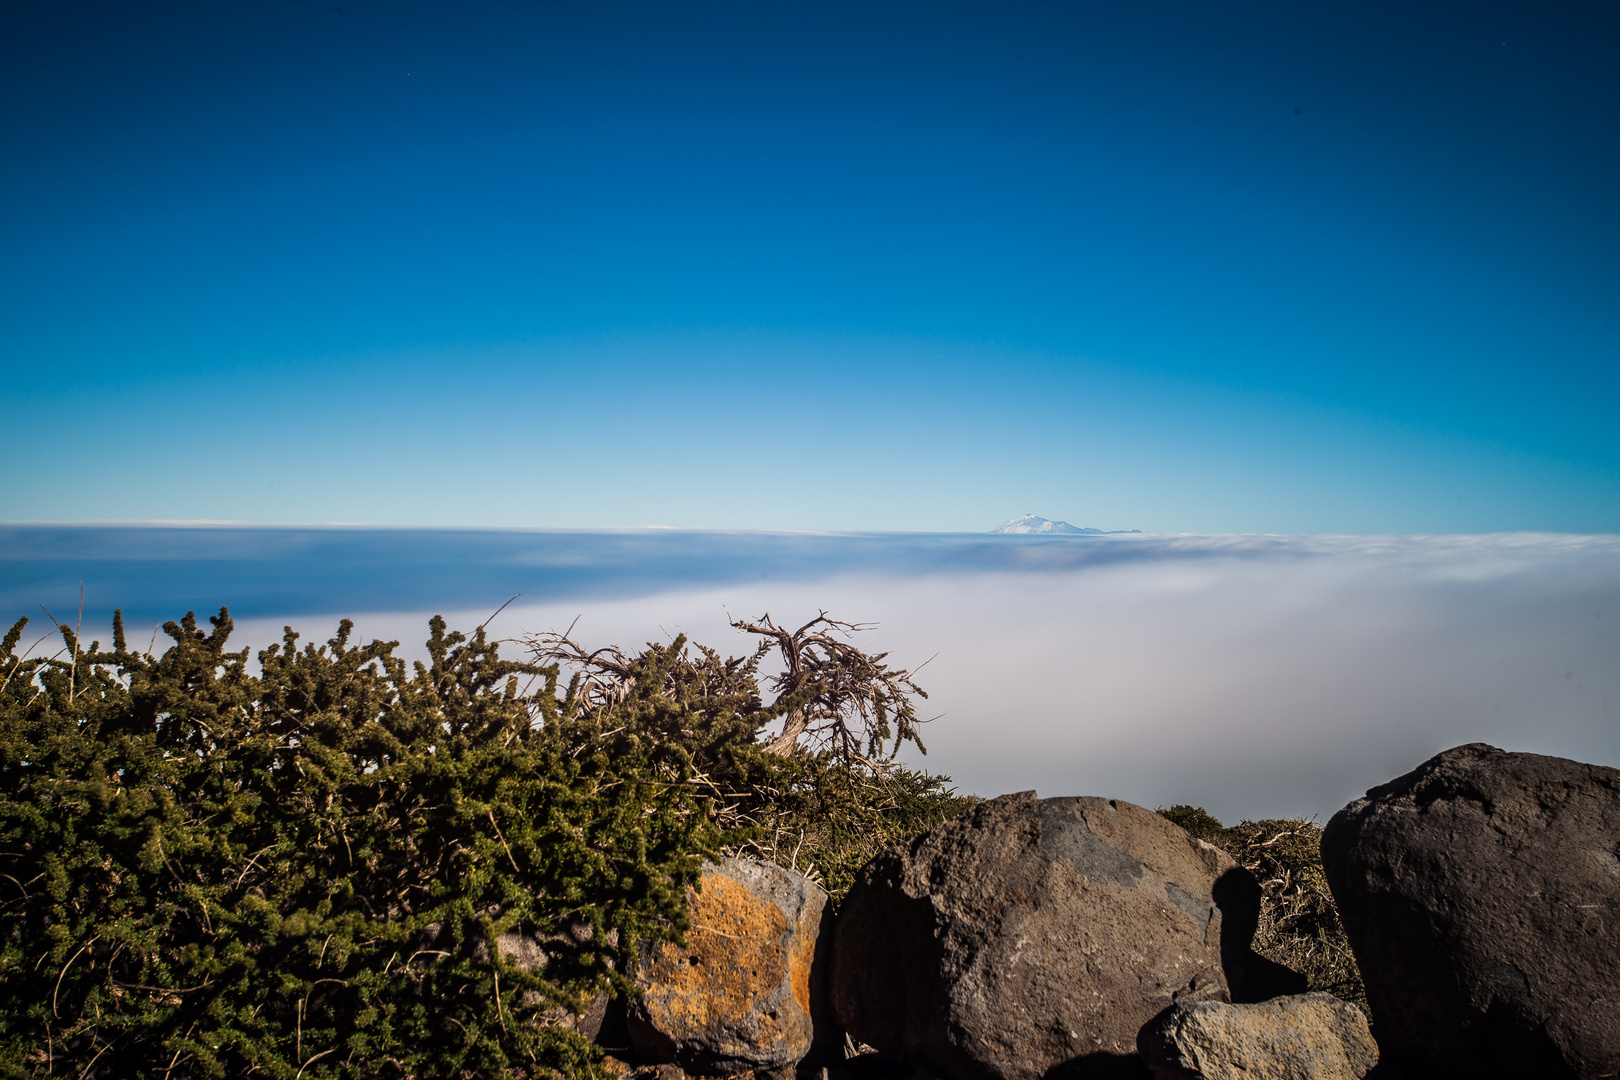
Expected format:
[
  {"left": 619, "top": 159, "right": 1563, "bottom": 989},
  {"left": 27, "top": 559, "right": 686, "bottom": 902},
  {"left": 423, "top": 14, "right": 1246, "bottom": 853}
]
[{"left": 3, "top": 520, "right": 1619, "bottom": 541}]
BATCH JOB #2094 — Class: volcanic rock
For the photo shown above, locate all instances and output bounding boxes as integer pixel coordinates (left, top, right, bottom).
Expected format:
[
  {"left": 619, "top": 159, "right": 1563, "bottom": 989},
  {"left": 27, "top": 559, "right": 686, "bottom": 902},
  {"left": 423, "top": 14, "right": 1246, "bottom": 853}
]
[
  {"left": 829, "top": 791, "right": 1265, "bottom": 1080},
  {"left": 1321, "top": 743, "right": 1620, "bottom": 1079},
  {"left": 1137, "top": 992, "right": 1377, "bottom": 1080},
  {"left": 627, "top": 856, "right": 827, "bottom": 1077}
]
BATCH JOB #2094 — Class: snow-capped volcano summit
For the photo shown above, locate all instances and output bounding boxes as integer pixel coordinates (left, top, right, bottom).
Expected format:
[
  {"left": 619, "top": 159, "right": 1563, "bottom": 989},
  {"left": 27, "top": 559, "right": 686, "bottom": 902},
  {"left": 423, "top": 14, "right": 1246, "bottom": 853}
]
[{"left": 992, "top": 514, "right": 1101, "bottom": 535}]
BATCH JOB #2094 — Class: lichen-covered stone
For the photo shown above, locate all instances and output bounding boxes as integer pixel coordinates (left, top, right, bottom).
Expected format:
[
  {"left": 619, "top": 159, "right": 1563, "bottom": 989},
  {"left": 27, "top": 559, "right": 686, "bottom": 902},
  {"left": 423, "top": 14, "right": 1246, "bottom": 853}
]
[
  {"left": 1137, "top": 992, "right": 1377, "bottom": 1080},
  {"left": 628, "top": 856, "right": 826, "bottom": 1076}
]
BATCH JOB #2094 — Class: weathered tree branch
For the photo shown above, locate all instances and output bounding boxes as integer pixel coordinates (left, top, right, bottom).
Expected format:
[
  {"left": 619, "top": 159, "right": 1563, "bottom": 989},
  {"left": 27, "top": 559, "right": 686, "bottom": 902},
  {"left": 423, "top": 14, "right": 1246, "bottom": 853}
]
[{"left": 525, "top": 611, "right": 929, "bottom": 765}]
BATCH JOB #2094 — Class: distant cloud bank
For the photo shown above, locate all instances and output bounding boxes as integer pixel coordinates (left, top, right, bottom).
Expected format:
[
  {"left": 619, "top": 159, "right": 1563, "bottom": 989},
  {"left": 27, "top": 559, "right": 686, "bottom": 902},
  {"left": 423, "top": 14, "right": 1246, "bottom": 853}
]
[
  {"left": 12, "top": 523, "right": 1600, "bottom": 623},
  {"left": 5, "top": 525, "right": 1616, "bottom": 823}
]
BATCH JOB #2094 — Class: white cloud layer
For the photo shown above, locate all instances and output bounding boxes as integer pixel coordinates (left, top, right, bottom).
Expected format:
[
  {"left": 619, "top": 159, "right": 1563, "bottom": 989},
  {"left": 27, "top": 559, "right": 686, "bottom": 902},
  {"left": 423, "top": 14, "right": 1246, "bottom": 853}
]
[{"left": 231, "top": 532, "right": 1620, "bottom": 825}]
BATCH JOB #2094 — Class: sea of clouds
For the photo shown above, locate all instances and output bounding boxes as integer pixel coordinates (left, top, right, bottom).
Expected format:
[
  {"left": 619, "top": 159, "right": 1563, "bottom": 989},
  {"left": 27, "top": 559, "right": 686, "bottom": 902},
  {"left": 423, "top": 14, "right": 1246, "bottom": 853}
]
[{"left": 4, "top": 526, "right": 1615, "bottom": 823}]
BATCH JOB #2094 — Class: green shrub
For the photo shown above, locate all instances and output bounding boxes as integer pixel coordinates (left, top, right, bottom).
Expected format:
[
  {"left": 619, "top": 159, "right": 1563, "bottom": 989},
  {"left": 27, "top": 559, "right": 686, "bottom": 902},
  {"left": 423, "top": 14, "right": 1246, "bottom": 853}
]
[
  {"left": 728, "top": 753, "right": 977, "bottom": 905},
  {"left": 1156, "top": 804, "right": 1228, "bottom": 845},
  {"left": 0, "top": 610, "right": 725, "bottom": 1079},
  {"left": 1157, "top": 805, "right": 1365, "bottom": 1006},
  {"left": 0, "top": 606, "right": 967, "bottom": 1078},
  {"left": 522, "top": 618, "right": 975, "bottom": 909}
]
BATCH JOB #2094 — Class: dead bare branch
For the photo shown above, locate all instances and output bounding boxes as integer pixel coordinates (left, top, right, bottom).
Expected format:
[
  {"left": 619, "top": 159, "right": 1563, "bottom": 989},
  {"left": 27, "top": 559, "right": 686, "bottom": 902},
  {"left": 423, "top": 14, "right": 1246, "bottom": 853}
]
[{"left": 522, "top": 609, "right": 929, "bottom": 765}]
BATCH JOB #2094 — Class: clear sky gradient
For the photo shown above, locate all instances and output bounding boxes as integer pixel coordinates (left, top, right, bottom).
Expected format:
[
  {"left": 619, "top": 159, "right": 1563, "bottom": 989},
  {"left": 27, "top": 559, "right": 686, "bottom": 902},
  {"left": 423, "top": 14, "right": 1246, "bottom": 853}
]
[{"left": 3, "top": 1, "right": 1617, "bottom": 532}]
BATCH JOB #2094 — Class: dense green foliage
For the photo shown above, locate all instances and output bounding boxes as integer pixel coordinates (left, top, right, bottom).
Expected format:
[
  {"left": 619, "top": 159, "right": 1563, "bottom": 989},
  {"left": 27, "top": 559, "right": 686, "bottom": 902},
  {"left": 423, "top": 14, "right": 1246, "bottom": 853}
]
[
  {"left": 734, "top": 754, "right": 977, "bottom": 904},
  {"left": 0, "top": 607, "right": 968, "bottom": 1079},
  {"left": 0, "top": 610, "right": 762, "bottom": 1078},
  {"left": 530, "top": 628, "right": 977, "bottom": 907},
  {"left": 1157, "top": 805, "right": 1365, "bottom": 1005}
]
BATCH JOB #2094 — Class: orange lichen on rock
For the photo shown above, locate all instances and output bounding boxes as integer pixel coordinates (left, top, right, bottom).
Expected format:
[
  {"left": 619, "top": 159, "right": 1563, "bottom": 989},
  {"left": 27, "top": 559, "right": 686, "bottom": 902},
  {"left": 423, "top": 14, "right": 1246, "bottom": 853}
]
[
  {"left": 787, "top": 888, "right": 817, "bottom": 1016},
  {"left": 628, "top": 857, "right": 827, "bottom": 1075},
  {"left": 642, "top": 875, "right": 790, "bottom": 1037}
]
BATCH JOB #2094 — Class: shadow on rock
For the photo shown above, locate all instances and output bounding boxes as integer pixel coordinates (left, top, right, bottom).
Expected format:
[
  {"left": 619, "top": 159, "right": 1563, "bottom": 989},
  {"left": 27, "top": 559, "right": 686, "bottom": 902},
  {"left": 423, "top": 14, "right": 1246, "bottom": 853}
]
[{"left": 1213, "top": 867, "right": 1308, "bottom": 1004}]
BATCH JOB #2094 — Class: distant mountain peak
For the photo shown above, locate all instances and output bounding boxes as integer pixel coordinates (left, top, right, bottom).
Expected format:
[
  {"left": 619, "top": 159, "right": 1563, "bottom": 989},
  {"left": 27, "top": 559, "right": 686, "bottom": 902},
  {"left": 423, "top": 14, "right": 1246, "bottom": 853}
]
[
  {"left": 991, "top": 514, "right": 1142, "bottom": 535},
  {"left": 992, "top": 514, "right": 1100, "bottom": 535}
]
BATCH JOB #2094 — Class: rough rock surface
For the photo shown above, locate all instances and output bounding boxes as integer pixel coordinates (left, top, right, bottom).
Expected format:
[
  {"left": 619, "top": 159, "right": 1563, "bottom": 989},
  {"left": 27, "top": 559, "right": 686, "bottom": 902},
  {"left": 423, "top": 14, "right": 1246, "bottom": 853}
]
[
  {"left": 628, "top": 856, "right": 827, "bottom": 1077},
  {"left": 829, "top": 792, "right": 1265, "bottom": 1080},
  {"left": 1137, "top": 993, "right": 1377, "bottom": 1080},
  {"left": 451, "top": 915, "right": 613, "bottom": 1039},
  {"left": 1321, "top": 743, "right": 1620, "bottom": 1080}
]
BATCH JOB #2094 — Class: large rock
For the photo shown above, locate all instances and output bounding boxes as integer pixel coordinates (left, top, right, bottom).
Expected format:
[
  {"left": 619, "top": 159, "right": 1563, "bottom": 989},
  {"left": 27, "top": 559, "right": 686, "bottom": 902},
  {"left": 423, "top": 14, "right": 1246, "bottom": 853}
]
[
  {"left": 1321, "top": 743, "right": 1620, "bottom": 1079},
  {"left": 1137, "top": 992, "right": 1377, "bottom": 1080},
  {"left": 829, "top": 792, "right": 1266, "bottom": 1080},
  {"left": 627, "top": 856, "right": 828, "bottom": 1077}
]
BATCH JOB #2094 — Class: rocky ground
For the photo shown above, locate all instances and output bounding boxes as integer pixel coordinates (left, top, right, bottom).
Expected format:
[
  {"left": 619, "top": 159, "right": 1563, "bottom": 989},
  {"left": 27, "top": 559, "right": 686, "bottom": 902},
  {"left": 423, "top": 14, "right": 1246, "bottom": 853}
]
[{"left": 578, "top": 743, "right": 1618, "bottom": 1080}]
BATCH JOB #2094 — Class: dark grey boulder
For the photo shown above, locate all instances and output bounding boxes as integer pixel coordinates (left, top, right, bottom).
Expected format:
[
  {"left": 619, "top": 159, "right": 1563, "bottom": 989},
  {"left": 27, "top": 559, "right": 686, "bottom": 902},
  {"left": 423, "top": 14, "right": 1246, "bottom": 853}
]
[
  {"left": 1321, "top": 743, "right": 1620, "bottom": 1080},
  {"left": 829, "top": 792, "right": 1268, "bottom": 1080}
]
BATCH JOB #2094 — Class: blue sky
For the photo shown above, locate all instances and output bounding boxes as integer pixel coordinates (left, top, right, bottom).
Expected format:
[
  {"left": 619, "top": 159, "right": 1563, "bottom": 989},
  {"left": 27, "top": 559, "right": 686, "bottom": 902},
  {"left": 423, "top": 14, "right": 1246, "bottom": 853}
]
[{"left": 3, "top": 1, "right": 1617, "bottom": 532}]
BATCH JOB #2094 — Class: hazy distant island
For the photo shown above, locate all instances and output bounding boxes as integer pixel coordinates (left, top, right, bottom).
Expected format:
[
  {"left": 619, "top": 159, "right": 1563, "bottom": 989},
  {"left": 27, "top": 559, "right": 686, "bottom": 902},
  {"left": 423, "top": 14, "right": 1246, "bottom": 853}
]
[{"left": 993, "top": 513, "right": 1142, "bottom": 535}]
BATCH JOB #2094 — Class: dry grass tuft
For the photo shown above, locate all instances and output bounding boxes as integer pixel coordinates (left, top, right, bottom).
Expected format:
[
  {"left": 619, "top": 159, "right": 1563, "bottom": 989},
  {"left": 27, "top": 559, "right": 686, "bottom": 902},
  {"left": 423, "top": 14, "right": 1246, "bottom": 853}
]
[{"left": 1159, "top": 806, "right": 1365, "bottom": 1007}]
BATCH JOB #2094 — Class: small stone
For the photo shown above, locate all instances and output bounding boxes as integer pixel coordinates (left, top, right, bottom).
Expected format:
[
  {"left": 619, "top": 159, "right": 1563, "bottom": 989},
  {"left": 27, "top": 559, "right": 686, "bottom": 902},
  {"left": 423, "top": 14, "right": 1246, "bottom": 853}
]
[{"left": 1137, "top": 992, "right": 1377, "bottom": 1080}]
